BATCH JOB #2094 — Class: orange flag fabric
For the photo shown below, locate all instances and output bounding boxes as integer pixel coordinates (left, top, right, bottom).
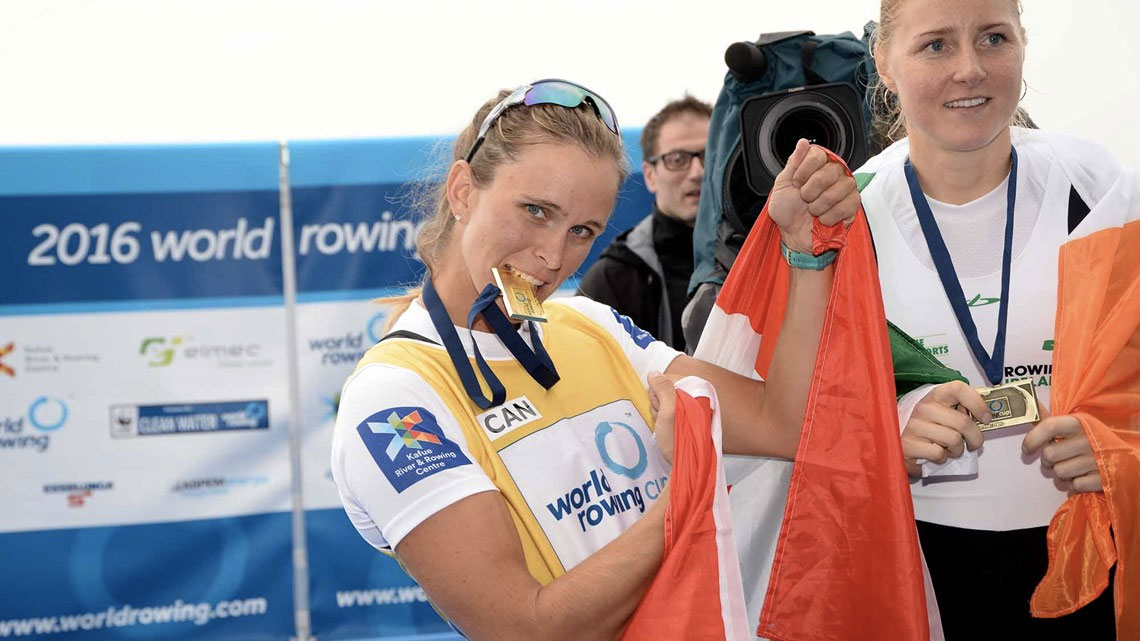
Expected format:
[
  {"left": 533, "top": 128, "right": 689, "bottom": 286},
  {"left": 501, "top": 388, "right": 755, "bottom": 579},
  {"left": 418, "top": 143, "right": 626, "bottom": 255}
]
[
  {"left": 695, "top": 150, "right": 928, "bottom": 641},
  {"left": 624, "top": 151, "right": 927, "bottom": 640},
  {"left": 1031, "top": 167, "right": 1140, "bottom": 637},
  {"left": 621, "top": 378, "right": 750, "bottom": 641}
]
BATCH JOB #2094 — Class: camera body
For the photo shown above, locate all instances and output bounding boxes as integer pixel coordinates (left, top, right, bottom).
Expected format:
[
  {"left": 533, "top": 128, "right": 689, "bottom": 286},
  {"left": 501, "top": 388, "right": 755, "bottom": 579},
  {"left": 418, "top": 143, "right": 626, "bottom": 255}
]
[{"left": 739, "top": 82, "right": 870, "bottom": 197}]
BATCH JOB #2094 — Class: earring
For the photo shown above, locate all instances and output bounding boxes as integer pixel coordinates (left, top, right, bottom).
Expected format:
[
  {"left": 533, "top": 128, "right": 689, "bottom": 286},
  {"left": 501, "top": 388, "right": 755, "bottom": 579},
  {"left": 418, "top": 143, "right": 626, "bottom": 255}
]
[
  {"left": 453, "top": 214, "right": 461, "bottom": 222},
  {"left": 1020, "top": 79, "right": 1028, "bottom": 101}
]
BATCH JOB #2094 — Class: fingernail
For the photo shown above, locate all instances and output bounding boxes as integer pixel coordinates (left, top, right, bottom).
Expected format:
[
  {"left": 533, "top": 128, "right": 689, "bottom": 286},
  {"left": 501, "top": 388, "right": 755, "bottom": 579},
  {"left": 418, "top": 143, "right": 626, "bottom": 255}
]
[{"left": 983, "top": 413, "right": 993, "bottom": 424}]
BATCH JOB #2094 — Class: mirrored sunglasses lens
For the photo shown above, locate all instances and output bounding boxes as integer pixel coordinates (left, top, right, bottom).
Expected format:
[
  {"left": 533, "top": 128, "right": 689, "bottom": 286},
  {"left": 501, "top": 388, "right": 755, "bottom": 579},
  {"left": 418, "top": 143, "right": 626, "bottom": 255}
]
[
  {"left": 523, "top": 82, "right": 586, "bottom": 109},
  {"left": 524, "top": 82, "right": 619, "bottom": 135}
]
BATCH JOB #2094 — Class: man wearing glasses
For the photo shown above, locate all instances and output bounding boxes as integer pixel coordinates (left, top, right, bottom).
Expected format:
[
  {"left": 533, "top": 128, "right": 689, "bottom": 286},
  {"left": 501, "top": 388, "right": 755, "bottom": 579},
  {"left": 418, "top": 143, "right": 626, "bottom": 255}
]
[{"left": 579, "top": 95, "right": 712, "bottom": 352}]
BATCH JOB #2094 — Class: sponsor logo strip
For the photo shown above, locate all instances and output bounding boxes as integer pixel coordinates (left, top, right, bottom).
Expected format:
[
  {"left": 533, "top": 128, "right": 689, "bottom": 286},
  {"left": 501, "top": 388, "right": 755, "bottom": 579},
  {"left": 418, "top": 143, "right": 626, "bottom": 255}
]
[{"left": 110, "top": 400, "right": 269, "bottom": 437}]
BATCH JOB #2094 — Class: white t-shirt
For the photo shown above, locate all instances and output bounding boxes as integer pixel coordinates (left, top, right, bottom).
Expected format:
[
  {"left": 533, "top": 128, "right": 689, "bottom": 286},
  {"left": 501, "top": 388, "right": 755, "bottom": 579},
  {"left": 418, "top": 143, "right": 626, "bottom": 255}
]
[{"left": 859, "top": 128, "right": 1119, "bottom": 530}]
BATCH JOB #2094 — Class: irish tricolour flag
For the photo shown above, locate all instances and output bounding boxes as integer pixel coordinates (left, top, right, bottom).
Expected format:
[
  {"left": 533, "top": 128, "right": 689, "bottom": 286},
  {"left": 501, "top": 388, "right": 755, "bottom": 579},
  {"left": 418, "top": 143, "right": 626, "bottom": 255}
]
[{"left": 1031, "top": 167, "right": 1140, "bottom": 636}]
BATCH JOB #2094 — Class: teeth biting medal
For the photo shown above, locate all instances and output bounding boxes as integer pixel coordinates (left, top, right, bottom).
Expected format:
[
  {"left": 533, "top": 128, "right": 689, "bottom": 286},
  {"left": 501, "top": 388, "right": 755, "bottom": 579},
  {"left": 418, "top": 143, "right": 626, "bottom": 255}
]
[{"left": 493, "top": 266, "right": 548, "bottom": 323}]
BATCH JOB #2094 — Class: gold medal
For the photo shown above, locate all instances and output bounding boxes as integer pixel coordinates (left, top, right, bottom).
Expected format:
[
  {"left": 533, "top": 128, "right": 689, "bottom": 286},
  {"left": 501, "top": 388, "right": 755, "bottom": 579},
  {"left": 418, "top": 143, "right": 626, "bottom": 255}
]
[
  {"left": 973, "top": 380, "right": 1040, "bottom": 431},
  {"left": 492, "top": 267, "right": 548, "bottom": 323}
]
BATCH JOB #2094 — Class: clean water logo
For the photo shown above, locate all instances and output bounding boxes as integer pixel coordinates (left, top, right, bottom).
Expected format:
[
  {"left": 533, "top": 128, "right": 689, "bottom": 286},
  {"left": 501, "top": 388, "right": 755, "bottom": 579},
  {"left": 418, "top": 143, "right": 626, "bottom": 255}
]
[{"left": 109, "top": 400, "right": 270, "bottom": 438}]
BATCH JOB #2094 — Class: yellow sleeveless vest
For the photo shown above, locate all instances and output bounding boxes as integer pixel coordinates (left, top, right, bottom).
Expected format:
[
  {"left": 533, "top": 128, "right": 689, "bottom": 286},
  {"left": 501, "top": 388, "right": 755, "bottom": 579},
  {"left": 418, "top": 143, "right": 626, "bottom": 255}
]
[{"left": 351, "top": 302, "right": 658, "bottom": 583}]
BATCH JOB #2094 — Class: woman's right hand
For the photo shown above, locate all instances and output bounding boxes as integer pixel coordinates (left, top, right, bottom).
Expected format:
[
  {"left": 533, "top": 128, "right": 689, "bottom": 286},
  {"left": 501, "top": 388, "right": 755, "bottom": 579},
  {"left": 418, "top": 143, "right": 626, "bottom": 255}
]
[{"left": 901, "top": 381, "right": 989, "bottom": 477}]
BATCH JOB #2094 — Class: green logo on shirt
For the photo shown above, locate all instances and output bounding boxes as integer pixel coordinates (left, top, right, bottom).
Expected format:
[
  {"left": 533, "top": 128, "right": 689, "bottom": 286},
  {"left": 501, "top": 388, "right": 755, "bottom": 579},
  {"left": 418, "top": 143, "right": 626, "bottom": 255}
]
[{"left": 966, "top": 294, "right": 1001, "bottom": 307}]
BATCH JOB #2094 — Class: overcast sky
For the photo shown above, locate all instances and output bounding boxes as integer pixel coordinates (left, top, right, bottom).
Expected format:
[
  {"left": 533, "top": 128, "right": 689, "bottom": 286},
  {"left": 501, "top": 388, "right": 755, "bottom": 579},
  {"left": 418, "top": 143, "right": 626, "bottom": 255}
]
[{"left": 1, "top": 0, "right": 1137, "bottom": 165}]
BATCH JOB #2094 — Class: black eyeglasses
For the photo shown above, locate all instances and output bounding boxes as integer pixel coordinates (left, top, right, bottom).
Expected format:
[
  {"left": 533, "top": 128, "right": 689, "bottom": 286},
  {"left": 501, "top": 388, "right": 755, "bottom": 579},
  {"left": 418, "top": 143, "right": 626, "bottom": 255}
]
[{"left": 647, "top": 149, "right": 705, "bottom": 172}]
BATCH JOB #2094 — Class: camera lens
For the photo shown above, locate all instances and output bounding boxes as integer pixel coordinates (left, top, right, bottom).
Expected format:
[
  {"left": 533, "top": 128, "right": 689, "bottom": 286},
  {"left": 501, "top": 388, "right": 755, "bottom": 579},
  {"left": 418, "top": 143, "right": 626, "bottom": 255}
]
[{"left": 757, "top": 92, "right": 851, "bottom": 176}]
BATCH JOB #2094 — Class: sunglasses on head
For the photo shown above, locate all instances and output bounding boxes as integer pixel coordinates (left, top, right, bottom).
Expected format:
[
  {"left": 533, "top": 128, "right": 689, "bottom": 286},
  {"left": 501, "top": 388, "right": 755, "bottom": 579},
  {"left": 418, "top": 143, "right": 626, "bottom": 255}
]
[{"left": 465, "top": 79, "right": 620, "bottom": 162}]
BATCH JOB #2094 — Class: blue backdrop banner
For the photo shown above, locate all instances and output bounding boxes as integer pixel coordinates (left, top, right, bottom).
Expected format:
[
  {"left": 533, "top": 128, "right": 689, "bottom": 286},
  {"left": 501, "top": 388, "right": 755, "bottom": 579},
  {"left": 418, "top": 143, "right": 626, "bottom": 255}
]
[{"left": 0, "top": 132, "right": 653, "bottom": 641}]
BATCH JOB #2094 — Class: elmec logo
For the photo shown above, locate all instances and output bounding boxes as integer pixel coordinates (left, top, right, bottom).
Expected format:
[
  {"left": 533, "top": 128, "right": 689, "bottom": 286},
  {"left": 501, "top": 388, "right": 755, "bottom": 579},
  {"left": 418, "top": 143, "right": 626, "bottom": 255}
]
[
  {"left": 138, "top": 336, "right": 268, "bottom": 369},
  {"left": 140, "top": 337, "right": 183, "bottom": 367},
  {"left": 0, "top": 397, "right": 68, "bottom": 453}
]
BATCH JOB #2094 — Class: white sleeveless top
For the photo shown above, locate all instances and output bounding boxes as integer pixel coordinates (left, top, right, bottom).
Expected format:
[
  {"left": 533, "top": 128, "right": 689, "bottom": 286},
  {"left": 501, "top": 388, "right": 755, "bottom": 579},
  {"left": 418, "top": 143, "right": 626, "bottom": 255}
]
[{"left": 858, "top": 128, "right": 1119, "bottom": 530}]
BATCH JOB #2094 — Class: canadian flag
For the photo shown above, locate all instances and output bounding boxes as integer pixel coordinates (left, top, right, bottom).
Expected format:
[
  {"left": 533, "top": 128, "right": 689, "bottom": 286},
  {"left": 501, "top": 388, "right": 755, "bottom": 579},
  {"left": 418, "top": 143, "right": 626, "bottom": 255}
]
[{"left": 623, "top": 150, "right": 929, "bottom": 641}]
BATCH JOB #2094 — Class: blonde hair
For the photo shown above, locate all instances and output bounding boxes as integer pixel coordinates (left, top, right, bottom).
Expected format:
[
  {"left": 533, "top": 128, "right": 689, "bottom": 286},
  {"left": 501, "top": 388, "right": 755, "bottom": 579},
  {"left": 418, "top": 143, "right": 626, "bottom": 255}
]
[
  {"left": 378, "top": 87, "right": 630, "bottom": 332},
  {"left": 869, "top": 0, "right": 1031, "bottom": 144}
]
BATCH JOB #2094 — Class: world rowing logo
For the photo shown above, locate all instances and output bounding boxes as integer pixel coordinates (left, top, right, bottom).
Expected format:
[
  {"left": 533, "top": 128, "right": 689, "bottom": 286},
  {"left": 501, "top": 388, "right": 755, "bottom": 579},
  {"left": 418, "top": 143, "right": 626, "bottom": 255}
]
[{"left": 594, "top": 421, "right": 648, "bottom": 479}]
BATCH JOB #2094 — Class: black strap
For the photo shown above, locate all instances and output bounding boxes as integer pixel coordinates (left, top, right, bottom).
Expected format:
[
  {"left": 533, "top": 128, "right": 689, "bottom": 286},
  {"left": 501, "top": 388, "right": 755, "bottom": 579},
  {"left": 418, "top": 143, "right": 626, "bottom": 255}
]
[
  {"left": 1067, "top": 185, "right": 1091, "bottom": 234},
  {"left": 378, "top": 329, "right": 439, "bottom": 345}
]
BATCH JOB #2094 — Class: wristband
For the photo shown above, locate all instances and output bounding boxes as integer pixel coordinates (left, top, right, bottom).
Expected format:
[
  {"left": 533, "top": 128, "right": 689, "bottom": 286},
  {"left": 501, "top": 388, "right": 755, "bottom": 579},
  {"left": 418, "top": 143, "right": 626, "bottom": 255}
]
[{"left": 780, "top": 240, "right": 838, "bottom": 270}]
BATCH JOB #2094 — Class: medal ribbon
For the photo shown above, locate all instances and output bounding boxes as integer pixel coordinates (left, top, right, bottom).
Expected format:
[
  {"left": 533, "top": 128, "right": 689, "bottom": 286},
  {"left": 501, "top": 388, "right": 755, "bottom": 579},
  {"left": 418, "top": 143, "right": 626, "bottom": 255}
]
[
  {"left": 904, "top": 148, "right": 1017, "bottom": 386},
  {"left": 422, "top": 278, "right": 559, "bottom": 410}
]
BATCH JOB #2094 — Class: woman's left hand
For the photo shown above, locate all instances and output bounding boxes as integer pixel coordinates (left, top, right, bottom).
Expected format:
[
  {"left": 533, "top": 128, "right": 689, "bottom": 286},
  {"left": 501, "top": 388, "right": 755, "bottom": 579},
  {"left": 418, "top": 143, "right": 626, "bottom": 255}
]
[
  {"left": 647, "top": 372, "right": 676, "bottom": 466},
  {"left": 767, "top": 138, "right": 861, "bottom": 252},
  {"left": 1022, "top": 408, "right": 1104, "bottom": 493}
]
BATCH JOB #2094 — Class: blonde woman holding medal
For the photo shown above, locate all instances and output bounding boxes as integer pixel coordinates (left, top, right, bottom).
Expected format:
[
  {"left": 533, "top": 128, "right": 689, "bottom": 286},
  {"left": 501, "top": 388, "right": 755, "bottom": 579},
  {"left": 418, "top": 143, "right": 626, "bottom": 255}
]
[
  {"left": 329, "top": 79, "right": 859, "bottom": 640},
  {"left": 862, "top": 0, "right": 1119, "bottom": 636}
]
